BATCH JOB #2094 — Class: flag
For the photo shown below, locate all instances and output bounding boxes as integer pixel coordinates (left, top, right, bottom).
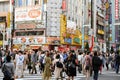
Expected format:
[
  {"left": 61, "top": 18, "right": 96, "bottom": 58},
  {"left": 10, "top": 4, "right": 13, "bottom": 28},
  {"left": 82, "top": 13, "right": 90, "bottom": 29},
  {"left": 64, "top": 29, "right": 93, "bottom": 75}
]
[{"left": 90, "top": 35, "right": 94, "bottom": 52}]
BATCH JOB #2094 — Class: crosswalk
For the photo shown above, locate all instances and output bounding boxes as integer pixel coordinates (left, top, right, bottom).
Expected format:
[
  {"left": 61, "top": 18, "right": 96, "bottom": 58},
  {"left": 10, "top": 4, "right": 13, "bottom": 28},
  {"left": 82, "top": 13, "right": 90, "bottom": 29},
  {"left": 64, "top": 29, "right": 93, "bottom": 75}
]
[
  {"left": 0, "top": 70, "right": 86, "bottom": 80},
  {"left": 15, "top": 72, "right": 86, "bottom": 80},
  {"left": 0, "top": 69, "right": 119, "bottom": 80}
]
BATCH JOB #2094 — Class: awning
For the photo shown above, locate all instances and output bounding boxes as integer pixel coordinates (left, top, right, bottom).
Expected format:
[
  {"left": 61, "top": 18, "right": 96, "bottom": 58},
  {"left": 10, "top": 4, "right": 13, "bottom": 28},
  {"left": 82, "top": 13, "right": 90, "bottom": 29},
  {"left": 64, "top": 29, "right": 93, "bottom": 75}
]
[
  {"left": 30, "top": 45, "right": 41, "bottom": 49},
  {"left": 30, "top": 46, "right": 40, "bottom": 49}
]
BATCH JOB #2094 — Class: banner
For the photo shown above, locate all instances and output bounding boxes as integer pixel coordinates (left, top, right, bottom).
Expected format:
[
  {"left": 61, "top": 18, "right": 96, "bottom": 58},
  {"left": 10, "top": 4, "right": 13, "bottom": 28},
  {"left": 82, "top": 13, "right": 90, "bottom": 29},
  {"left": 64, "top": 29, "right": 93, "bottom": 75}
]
[{"left": 15, "top": 6, "right": 42, "bottom": 22}]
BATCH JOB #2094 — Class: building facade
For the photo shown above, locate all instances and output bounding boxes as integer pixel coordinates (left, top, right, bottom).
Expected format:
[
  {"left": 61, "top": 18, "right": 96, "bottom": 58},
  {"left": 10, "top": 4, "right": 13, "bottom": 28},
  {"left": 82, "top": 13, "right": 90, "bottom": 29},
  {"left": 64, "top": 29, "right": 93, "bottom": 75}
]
[
  {"left": 13, "top": 0, "right": 46, "bottom": 50},
  {"left": 114, "top": 0, "right": 120, "bottom": 50},
  {"left": 0, "top": 0, "right": 11, "bottom": 50}
]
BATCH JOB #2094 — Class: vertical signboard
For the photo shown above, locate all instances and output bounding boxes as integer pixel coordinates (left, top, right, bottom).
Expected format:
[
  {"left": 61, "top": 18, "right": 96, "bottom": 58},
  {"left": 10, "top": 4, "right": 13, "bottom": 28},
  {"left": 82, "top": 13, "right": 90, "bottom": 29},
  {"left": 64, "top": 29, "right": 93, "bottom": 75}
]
[
  {"left": 62, "top": 0, "right": 66, "bottom": 11},
  {"left": 115, "top": 0, "right": 119, "bottom": 19}
]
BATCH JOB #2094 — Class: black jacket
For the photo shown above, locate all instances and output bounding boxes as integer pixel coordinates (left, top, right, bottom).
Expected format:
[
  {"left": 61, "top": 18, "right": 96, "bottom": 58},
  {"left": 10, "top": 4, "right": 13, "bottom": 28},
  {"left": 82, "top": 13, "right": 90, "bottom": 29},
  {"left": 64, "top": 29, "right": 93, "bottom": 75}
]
[{"left": 92, "top": 56, "right": 102, "bottom": 71}]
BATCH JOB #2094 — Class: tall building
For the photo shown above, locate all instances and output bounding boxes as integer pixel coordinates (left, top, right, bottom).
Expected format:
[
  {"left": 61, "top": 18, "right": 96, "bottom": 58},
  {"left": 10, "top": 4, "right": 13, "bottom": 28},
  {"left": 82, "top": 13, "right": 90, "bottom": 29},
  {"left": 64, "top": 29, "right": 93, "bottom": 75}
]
[
  {"left": 0, "top": 0, "right": 11, "bottom": 49},
  {"left": 95, "top": 0, "right": 106, "bottom": 52},
  {"left": 13, "top": 0, "right": 46, "bottom": 50},
  {"left": 114, "top": 0, "right": 120, "bottom": 50}
]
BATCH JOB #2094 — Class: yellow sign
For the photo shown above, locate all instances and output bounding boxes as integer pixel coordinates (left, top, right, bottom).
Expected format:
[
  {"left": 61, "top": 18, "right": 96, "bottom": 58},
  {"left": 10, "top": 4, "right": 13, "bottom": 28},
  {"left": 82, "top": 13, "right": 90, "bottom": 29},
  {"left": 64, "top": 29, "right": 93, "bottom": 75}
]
[
  {"left": 60, "top": 14, "right": 67, "bottom": 44},
  {"left": 7, "top": 12, "right": 10, "bottom": 27},
  {"left": 0, "top": 41, "right": 3, "bottom": 45},
  {"left": 98, "top": 30, "right": 104, "bottom": 35},
  {"left": 105, "top": 2, "right": 109, "bottom": 9}
]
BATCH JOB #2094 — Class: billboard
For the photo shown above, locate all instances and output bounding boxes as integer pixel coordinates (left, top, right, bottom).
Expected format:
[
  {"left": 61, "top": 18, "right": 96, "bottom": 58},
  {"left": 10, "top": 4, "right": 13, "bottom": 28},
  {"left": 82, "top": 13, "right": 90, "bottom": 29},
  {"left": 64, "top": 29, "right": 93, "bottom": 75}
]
[
  {"left": 15, "top": 6, "right": 42, "bottom": 22},
  {"left": 115, "top": 0, "right": 119, "bottom": 19},
  {"left": 13, "top": 37, "right": 45, "bottom": 44}
]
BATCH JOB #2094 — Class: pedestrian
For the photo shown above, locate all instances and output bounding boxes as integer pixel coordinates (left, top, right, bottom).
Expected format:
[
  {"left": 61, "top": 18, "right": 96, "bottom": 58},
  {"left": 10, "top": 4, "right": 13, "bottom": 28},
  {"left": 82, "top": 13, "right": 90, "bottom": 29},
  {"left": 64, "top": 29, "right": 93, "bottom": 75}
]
[
  {"left": 15, "top": 51, "right": 24, "bottom": 78},
  {"left": 43, "top": 51, "right": 52, "bottom": 80},
  {"left": 105, "top": 53, "right": 109, "bottom": 70},
  {"left": 82, "top": 52, "right": 86, "bottom": 74},
  {"left": 31, "top": 50, "right": 38, "bottom": 74},
  {"left": 65, "top": 52, "right": 77, "bottom": 80},
  {"left": 115, "top": 51, "right": 120, "bottom": 74},
  {"left": 99, "top": 53, "right": 103, "bottom": 74},
  {"left": 0, "top": 47, "right": 3, "bottom": 67},
  {"left": 53, "top": 54, "right": 63, "bottom": 80},
  {"left": 27, "top": 50, "right": 32, "bottom": 74},
  {"left": 39, "top": 51, "right": 45, "bottom": 73},
  {"left": 84, "top": 52, "right": 92, "bottom": 80},
  {"left": 77, "top": 52, "right": 83, "bottom": 73},
  {"left": 92, "top": 51, "right": 102, "bottom": 80},
  {"left": 2, "top": 55, "right": 15, "bottom": 80}
]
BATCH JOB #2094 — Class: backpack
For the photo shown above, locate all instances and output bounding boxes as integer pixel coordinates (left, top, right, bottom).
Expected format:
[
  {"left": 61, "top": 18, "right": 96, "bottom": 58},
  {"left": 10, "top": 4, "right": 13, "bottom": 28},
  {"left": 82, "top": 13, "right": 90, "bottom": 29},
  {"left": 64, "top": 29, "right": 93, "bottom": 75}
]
[
  {"left": 39, "top": 55, "right": 44, "bottom": 63},
  {"left": 85, "top": 56, "right": 91, "bottom": 70},
  {"left": 68, "top": 61, "right": 76, "bottom": 69},
  {"left": 85, "top": 55, "right": 91, "bottom": 66},
  {"left": 3, "top": 64, "right": 12, "bottom": 78},
  {"left": 94, "top": 57, "right": 102, "bottom": 66},
  {"left": 56, "top": 60, "right": 63, "bottom": 68}
]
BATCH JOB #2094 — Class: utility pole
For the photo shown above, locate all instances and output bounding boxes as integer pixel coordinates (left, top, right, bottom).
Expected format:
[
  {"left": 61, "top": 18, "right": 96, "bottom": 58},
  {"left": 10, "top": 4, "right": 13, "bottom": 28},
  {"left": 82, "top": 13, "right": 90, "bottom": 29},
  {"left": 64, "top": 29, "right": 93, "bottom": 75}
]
[
  {"left": 11, "top": 0, "right": 15, "bottom": 51},
  {"left": 82, "top": 0, "right": 85, "bottom": 51}
]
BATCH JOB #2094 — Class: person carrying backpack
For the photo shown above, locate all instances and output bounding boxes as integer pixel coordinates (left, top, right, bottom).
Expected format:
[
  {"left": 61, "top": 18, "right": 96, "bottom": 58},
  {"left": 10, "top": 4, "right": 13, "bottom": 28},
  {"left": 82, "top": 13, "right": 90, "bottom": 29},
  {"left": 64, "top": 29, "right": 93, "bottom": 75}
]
[
  {"left": 2, "top": 55, "right": 15, "bottom": 80},
  {"left": 92, "top": 51, "right": 102, "bottom": 80},
  {"left": 53, "top": 54, "right": 63, "bottom": 80},
  {"left": 115, "top": 51, "right": 120, "bottom": 74},
  {"left": 65, "top": 52, "right": 77, "bottom": 80},
  {"left": 84, "top": 52, "right": 92, "bottom": 80}
]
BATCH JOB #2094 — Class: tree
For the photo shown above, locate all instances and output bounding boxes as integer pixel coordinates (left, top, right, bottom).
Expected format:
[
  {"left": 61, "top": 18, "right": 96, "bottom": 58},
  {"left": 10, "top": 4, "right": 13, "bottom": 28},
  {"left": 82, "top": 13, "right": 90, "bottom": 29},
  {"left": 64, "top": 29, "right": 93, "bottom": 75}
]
[{"left": 85, "top": 42, "right": 90, "bottom": 52}]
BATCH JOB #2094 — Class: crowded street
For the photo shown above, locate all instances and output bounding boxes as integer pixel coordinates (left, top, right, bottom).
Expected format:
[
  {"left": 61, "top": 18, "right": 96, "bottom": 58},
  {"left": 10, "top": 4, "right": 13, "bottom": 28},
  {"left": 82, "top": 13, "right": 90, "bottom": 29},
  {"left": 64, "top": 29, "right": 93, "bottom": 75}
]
[
  {"left": 0, "top": 0, "right": 120, "bottom": 80},
  {"left": 0, "top": 65, "right": 119, "bottom": 80}
]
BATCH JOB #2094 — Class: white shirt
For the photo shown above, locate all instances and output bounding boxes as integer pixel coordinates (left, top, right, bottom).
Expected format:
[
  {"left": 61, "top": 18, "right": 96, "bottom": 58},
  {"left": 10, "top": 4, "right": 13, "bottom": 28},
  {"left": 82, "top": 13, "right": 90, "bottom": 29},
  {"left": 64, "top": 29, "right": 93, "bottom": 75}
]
[
  {"left": 15, "top": 54, "right": 24, "bottom": 65},
  {"left": 78, "top": 55, "right": 83, "bottom": 62}
]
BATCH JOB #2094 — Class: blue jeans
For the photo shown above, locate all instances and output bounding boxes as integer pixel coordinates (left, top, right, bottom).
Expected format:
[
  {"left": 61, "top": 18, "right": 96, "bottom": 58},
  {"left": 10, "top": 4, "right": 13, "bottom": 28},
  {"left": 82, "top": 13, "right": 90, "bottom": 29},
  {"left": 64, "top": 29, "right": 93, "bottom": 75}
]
[{"left": 93, "top": 70, "right": 99, "bottom": 80}]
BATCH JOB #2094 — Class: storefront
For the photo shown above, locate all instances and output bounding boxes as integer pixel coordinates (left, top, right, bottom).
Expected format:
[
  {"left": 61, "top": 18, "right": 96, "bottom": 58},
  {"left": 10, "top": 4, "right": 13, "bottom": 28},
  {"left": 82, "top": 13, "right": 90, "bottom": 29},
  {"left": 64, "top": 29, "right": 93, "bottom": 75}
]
[{"left": 13, "top": 36, "right": 45, "bottom": 50}]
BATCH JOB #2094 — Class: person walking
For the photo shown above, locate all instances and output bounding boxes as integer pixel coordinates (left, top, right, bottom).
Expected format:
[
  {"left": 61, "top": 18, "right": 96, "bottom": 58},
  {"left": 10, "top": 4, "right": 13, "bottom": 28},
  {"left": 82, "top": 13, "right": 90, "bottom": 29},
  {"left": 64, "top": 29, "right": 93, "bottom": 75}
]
[
  {"left": 31, "top": 50, "right": 38, "bottom": 74},
  {"left": 77, "top": 52, "right": 83, "bottom": 73},
  {"left": 115, "top": 51, "right": 120, "bottom": 74},
  {"left": 84, "top": 52, "right": 92, "bottom": 80},
  {"left": 2, "top": 55, "right": 15, "bottom": 80},
  {"left": 15, "top": 51, "right": 24, "bottom": 78},
  {"left": 27, "top": 50, "right": 32, "bottom": 74},
  {"left": 92, "top": 51, "right": 102, "bottom": 80},
  {"left": 53, "top": 54, "right": 63, "bottom": 80},
  {"left": 65, "top": 52, "right": 77, "bottom": 80},
  {"left": 43, "top": 52, "right": 52, "bottom": 80}
]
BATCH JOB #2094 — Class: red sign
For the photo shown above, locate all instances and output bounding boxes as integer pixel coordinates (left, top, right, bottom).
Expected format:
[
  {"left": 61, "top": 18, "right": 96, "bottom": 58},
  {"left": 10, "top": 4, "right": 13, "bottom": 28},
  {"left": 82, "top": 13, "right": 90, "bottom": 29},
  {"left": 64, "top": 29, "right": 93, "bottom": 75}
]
[
  {"left": 28, "top": 9, "right": 41, "bottom": 18},
  {"left": 115, "top": 0, "right": 119, "bottom": 19},
  {"left": 62, "top": 0, "right": 66, "bottom": 11}
]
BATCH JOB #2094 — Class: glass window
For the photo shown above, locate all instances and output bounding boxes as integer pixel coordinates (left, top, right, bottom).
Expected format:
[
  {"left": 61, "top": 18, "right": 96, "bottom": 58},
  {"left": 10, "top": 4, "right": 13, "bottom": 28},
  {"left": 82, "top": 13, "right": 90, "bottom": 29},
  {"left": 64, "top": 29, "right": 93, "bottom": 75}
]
[{"left": 15, "top": 31, "right": 44, "bottom": 36}]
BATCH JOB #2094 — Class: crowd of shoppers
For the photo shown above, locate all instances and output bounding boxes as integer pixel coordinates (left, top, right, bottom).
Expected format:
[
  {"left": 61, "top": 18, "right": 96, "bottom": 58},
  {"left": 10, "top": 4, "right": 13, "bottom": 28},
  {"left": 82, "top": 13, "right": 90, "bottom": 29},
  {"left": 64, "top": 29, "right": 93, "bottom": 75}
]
[{"left": 0, "top": 47, "right": 120, "bottom": 80}]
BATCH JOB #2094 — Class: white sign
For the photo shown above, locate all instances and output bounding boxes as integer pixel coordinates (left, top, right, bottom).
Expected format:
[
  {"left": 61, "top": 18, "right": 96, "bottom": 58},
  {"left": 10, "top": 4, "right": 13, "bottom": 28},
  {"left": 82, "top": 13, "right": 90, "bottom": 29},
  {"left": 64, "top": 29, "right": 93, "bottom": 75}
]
[
  {"left": 67, "top": 20, "right": 76, "bottom": 34},
  {"left": 13, "top": 37, "right": 45, "bottom": 44},
  {"left": 0, "top": 23, "right": 5, "bottom": 31},
  {"left": 15, "top": 6, "right": 42, "bottom": 22}
]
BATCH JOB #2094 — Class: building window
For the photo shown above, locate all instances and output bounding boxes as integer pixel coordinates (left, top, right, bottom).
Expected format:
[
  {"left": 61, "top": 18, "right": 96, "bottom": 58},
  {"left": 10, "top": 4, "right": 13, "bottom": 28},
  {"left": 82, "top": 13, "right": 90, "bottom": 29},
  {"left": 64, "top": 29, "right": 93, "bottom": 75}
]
[{"left": 15, "top": 31, "right": 44, "bottom": 36}]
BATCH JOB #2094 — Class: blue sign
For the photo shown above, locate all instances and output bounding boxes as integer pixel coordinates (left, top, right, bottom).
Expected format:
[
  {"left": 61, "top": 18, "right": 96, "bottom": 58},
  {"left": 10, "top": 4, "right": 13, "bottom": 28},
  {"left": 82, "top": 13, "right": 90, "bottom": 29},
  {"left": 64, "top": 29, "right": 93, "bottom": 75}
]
[{"left": 64, "top": 38, "right": 72, "bottom": 44}]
